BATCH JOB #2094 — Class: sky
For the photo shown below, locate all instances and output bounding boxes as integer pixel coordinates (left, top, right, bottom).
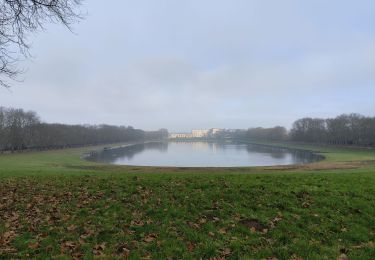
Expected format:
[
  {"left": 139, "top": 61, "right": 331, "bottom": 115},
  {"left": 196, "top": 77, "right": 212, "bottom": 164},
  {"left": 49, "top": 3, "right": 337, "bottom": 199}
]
[{"left": 1, "top": 0, "right": 375, "bottom": 132}]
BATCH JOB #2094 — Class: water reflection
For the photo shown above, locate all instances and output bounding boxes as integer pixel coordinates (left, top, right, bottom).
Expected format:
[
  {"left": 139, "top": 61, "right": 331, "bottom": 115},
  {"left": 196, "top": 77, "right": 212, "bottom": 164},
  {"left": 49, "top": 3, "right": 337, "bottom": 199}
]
[
  {"left": 87, "top": 142, "right": 168, "bottom": 163},
  {"left": 87, "top": 141, "right": 323, "bottom": 167}
]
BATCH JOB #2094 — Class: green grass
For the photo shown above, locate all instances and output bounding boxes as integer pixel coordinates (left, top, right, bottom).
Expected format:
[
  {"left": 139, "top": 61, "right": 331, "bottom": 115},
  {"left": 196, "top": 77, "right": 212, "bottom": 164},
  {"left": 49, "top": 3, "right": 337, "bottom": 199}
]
[{"left": 0, "top": 142, "right": 374, "bottom": 259}]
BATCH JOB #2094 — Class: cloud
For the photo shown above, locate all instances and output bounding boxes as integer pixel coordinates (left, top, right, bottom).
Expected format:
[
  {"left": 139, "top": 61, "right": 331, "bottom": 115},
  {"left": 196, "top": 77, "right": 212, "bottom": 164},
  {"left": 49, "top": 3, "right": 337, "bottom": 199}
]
[{"left": 1, "top": 0, "right": 375, "bottom": 131}]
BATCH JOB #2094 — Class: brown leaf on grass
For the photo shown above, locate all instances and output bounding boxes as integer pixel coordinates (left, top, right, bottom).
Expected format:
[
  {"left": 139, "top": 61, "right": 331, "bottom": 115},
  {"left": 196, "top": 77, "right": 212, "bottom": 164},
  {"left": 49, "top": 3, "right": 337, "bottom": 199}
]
[
  {"left": 212, "top": 201, "right": 220, "bottom": 210},
  {"left": 212, "top": 217, "right": 220, "bottom": 222},
  {"left": 62, "top": 215, "right": 71, "bottom": 221},
  {"left": 233, "top": 213, "right": 241, "bottom": 221},
  {"left": 144, "top": 233, "right": 157, "bottom": 243},
  {"left": 28, "top": 241, "right": 40, "bottom": 249},
  {"left": 124, "top": 229, "right": 136, "bottom": 235},
  {"left": 116, "top": 243, "right": 131, "bottom": 257},
  {"left": 187, "top": 221, "right": 200, "bottom": 229},
  {"left": 187, "top": 241, "right": 196, "bottom": 252},
  {"left": 218, "top": 228, "right": 227, "bottom": 234},
  {"left": 352, "top": 241, "right": 375, "bottom": 249},
  {"left": 269, "top": 213, "right": 283, "bottom": 229},
  {"left": 302, "top": 201, "right": 311, "bottom": 208},
  {"left": 199, "top": 218, "right": 207, "bottom": 224},
  {"left": 130, "top": 220, "right": 145, "bottom": 227},
  {"left": 221, "top": 247, "right": 232, "bottom": 257},
  {"left": 37, "top": 232, "right": 48, "bottom": 239},
  {"left": 93, "top": 243, "right": 106, "bottom": 256},
  {"left": 142, "top": 252, "right": 152, "bottom": 260},
  {"left": 337, "top": 253, "right": 348, "bottom": 260},
  {"left": 61, "top": 241, "right": 77, "bottom": 254},
  {"left": 208, "top": 231, "right": 215, "bottom": 237},
  {"left": 291, "top": 254, "right": 302, "bottom": 260},
  {"left": 80, "top": 228, "right": 95, "bottom": 239},
  {"left": 1, "top": 231, "right": 17, "bottom": 244},
  {"left": 72, "top": 252, "right": 84, "bottom": 259},
  {"left": 67, "top": 225, "right": 77, "bottom": 231}
]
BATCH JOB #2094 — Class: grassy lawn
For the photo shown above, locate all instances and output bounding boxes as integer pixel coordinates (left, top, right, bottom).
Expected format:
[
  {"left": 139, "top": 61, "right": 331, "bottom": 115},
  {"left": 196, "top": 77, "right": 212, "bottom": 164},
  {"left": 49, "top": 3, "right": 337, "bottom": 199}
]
[{"left": 0, "top": 143, "right": 374, "bottom": 259}]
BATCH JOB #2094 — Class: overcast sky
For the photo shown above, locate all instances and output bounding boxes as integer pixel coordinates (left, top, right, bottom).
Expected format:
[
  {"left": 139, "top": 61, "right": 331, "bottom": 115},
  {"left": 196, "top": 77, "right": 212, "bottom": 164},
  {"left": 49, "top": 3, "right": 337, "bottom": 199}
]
[{"left": 1, "top": 0, "right": 375, "bottom": 132}]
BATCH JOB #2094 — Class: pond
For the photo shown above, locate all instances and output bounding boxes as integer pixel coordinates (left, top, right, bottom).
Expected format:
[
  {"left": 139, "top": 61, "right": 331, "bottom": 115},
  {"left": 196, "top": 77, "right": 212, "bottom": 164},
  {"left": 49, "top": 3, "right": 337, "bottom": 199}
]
[{"left": 86, "top": 141, "right": 323, "bottom": 167}]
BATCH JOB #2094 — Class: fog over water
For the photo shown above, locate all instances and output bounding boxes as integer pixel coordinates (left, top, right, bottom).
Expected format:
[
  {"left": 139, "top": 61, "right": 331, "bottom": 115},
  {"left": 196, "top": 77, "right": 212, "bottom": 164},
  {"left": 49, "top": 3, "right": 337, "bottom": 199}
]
[{"left": 1, "top": 0, "right": 375, "bottom": 131}]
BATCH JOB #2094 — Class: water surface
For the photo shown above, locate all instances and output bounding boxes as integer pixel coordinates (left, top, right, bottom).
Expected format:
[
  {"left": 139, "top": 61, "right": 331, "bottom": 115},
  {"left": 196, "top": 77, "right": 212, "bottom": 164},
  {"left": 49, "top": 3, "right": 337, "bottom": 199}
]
[{"left": 87, "top": 141, "right": 322, "bottom": 167}]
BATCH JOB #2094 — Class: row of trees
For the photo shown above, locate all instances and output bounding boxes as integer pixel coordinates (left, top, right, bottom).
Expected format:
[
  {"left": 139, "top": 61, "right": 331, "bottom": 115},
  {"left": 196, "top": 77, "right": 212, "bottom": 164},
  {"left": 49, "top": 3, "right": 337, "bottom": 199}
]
[
  {"left": 0, "top": 107, "right": 167, "bottom": 152},
  {"left": 245, "top": 126, "right": 288, "bottom": 141},
  {"left": 223, "top": 113, "right": 375, "bottom": 147},
  {"left": 290, "top": 114, "right": 375, "bottom": 146},
  {"left": 2, "top": 107, "right": 374, "bottom": 151},
  {"left": 223, "top": 126, "right": 288, "bottom": 142}
]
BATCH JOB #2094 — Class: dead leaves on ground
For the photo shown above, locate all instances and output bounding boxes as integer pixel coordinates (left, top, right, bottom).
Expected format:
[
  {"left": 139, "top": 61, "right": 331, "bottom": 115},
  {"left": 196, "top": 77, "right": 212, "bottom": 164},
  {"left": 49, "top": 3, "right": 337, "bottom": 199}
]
[
  {"left": 237, "top": 212, "right": 283, "bottom": 235},
  {"left": 92, "top": 242, "right": 106, "bottom": 256},
  {"left": 294, "top": 190, "right": 314, "bottom": 208},
  {"left": 351, "top": 241, "right": 375, "bottom": 249},
  {"left": 143, "top": 233, "right": 157, "bottom": 243},
  {"left": 0, "top": 180, "right": 110, "bottom": 257},
  {"left": 0, "top": 231, "right": 18, "bottom": 254},
  {"left": 1, "top": 177, "right": 373, "bottom": 259},
  {"left": 116, "top": 243, "right": 131, "bottom": 257},
  {"left": 239, "top": 218, "right": 268, "bottom": 233}
]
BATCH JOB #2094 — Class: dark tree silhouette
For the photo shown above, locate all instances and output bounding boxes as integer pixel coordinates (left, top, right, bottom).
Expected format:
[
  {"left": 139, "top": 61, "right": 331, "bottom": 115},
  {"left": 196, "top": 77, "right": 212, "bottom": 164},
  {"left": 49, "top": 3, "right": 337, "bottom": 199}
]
[
  {"left": 0, "top": 106, "right": 168, "bottom": 152},
  {"left": 0, "top": 0, "right": 82, "bottom": 87}
]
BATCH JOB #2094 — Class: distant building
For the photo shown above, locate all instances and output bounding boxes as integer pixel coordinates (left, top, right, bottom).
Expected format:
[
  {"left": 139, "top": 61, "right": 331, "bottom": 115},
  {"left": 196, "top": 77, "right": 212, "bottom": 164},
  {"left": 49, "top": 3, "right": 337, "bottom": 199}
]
[
  {"left": 169, "top": 133, "right": 193, "bottom": 139},
  {"left": 211, "top": 128, "right": 221, "bottom": 135},
  {"left": 169, "top": 128, "right": 223, "bottom": 139},
  {"left": 192, "top": 129, "right": 210, "bottom": 138}
]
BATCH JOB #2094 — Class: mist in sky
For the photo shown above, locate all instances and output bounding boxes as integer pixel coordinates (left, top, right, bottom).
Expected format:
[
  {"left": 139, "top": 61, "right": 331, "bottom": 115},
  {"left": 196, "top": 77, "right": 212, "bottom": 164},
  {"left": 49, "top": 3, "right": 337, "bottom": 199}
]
[{"left": 1, "top": 0, "right": 375, "bottom": 132}]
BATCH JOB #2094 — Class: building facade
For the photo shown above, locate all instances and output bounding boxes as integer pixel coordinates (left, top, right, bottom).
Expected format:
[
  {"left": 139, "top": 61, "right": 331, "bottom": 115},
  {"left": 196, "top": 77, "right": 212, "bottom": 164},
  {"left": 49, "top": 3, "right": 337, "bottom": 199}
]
[
  {"left": 169, "top": 128, "right": 223, "bottom": 139},
  {"left": 191, "top": 129, "right": 210, "bottom": 138}
]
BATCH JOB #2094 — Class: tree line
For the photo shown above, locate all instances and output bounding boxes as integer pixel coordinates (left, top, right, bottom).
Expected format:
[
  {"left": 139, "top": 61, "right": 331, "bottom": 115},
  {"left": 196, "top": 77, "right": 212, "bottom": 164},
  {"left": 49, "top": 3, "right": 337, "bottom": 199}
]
[
  {"left": 224, "top": 113, "right": 375, "bottom": 147},
  {"left": 290, "top": 113, "right": 375, "bottom": 146},
  {"left": 226, "top": 126, "right": 288, "bottom": 142},
  {"left": 0, "top": 107, "right": 167, "bottom": 152},
  {"left": 2, "top": 107, "right": 374, "bottom": 151}
]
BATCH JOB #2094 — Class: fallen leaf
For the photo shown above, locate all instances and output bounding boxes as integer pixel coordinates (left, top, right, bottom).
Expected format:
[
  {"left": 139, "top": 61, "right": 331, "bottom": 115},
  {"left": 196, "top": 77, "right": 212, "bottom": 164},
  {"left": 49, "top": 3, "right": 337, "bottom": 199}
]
[
  {"left": 130, "top": 220, "right": 145, "bottom": 227},
  {"left": 187, "top": 241, "right": 196, "bottom": 252},
  {"left": 218, "top": 228, "right": 227, "bottom": 234},
  {"left": 221, "top": 247, "right": 232, "bottom": 256},
  {"left": 93, "top": 243, "right": 106, "bottom": 256},
  {"left": 67, "top": 224, "right": 77, "bottom": 231},
  {"left": 116, "top": 243, "right": 131, "bottom": 257},
  {"left": 352, "top": 241, "right": 375, "bottom": 249},
  {"left": 212, "top": 217, "right": 220, "bottom": 222},
  {"left": 28, "top": 242, "right": 39, "bottom": 249},
  {"left": 338, "top": 253, "right": 348, "bottom": 260},
  {"left": 144, "top": 233, "right": 157, "bottom": 243}
]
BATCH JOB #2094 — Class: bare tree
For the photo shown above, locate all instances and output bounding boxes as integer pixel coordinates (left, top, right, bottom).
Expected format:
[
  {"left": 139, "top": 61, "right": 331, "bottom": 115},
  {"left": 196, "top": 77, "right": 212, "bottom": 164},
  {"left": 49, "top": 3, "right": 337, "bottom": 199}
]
[{"left": 0, "top": 0, "right": 82, "bottom": 87}]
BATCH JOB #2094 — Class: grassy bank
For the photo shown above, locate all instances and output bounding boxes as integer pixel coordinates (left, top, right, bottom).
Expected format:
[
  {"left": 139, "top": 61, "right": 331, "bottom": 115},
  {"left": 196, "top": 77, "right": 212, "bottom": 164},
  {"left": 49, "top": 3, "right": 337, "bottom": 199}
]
[{"left": 0, "top": 143, "right": 374, "bottom": 259}]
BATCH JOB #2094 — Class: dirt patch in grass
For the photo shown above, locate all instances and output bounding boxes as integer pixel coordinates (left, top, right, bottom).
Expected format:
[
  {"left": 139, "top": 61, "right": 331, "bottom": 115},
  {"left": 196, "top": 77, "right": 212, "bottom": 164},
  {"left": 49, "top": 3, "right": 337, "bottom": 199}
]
[
  {"left": 302, "top": 162, "right": 362, "bottom": 170},
  {"left": 239, "top": 219, "right": 268, "bottom": 232}
]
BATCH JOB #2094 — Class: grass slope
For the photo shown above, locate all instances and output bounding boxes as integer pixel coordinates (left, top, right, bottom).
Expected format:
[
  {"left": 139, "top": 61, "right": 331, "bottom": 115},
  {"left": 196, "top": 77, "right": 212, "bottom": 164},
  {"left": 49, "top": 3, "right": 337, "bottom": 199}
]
[{"left": 0, "top": 143, "right": 374, "bottom": 259}]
